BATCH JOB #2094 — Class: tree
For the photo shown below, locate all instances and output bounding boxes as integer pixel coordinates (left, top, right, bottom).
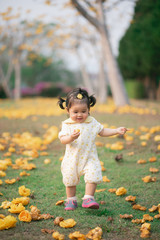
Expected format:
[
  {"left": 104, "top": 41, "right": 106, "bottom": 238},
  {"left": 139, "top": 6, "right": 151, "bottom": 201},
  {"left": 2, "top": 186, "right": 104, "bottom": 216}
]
[
  {"left": 70, "top": 0, "right": 130, "bottom": 106},
  {"left": 118, "top": 0, "right": 160, "bottom": 99},
  {"left": 22, "top": 53, "right": 77, "bottom": 88},
  {"left": 0, "top": 7, "right": 59, "bottom": 99}
]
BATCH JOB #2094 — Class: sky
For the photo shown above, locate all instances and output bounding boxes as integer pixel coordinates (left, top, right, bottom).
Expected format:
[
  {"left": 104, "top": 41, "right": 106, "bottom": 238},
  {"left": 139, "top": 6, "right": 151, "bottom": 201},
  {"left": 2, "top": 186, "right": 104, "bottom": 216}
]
[{"left": 0, "top": 0, "right": 136, "bottom": 72}]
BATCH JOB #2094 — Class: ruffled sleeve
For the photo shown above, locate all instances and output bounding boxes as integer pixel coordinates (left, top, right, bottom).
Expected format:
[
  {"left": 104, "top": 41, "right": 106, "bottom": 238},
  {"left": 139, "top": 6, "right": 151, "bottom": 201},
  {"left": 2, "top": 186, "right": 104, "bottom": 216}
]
[
  {"left": 58, "top": 122, "right": 69, "bottom": 139},
  {"left": 93, "top": 118, "right": 104, "bottom": 135}
]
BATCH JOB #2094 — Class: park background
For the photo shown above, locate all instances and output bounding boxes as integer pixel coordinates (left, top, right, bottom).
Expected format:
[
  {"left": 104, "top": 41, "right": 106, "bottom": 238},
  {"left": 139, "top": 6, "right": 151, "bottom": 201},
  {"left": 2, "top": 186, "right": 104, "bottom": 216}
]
[{"left": 0, "top": 0, "right": 160, "bottom": 240}]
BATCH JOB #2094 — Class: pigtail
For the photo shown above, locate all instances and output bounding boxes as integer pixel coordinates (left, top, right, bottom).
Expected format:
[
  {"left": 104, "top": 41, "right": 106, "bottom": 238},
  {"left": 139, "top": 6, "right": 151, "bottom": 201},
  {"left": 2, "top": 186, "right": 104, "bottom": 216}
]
[
  {"left": 89, "top": 95, "right": 96, "bottom": 107},
  {"left": 57, "top": 97, "right": 66, "bottom": 109}
]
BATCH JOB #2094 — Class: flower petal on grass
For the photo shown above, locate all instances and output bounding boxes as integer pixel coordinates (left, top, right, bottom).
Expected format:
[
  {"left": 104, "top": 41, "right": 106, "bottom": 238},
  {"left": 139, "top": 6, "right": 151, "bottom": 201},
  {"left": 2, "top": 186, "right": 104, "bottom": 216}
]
[
  {"left": 132, "top": 204, "right": 147, "bottom": 211},
  {"left": 69, "top": 231, "right": 86, "bottom": 240},
  {"left": 55, "top": 200, "right": 64, "bottom": 206},
  {"left": 59, "top": 219, "right": 76, "bottom": 228},
  {"left": 125, "top": 196, "right": 136, "bottom": 202},
  {"left": 18, "top": 210, "right": 32, "bottom": 222},
  {"left": 95, "top": 188, "right": 107, "bottom": 193},
  {"left": 86, "top": 226, "right": 103, "bottom": 239},
  {"left": 19, "top": 185, "right": 31, "bottom": 197},
  {"left": 8, "top": 203, "right": 25, "bottom": 213},
  {"left": 116, "top": 187, "right": 127, "bottom": 196},
  {"left": 120, "top": 214, "right": 133, "bottom": 219},
  {"left": 142, "top": 176, "right": 157, "bottom": 183},
  {"left": 52, "top": 231, "right": 65, "bottom": 240},
  {"left": 54, "top": 217, "right": 64, "bottom": 225},
  {"left": 41, "top": 229, "right": 55, "bottom": 234},
  {"left": 0, "top": 215, "right": 17, "bottom": 230},
  {"left": 143, "top": 214, "right": 153, "bottom": 221},
  {"left": 102, "top": 176, "right": 110, "bottom": 182}
]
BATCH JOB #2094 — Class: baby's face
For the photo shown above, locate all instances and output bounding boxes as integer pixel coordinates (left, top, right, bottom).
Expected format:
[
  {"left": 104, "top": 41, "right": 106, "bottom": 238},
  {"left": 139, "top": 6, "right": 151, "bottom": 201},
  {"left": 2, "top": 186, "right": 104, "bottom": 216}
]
[{"left": 68, "top": 103, "right": 89, "bottom": 123}]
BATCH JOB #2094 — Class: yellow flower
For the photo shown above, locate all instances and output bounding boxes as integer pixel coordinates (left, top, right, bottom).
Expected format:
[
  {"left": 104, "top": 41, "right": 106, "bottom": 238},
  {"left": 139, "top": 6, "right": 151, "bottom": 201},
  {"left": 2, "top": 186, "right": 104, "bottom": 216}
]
[
  {"left": 8, "top": 147, "right": 16, "bottom": 153},
  {"left": 59, "top": 219, "right": 76, "bottom": 228},
  {"left": 108, "top": 188, "right": 117, "bottom": 193},
  {"left": 0, "top": 201, "right": 12, "bottom": 209},
  {"left": 86, "top": 227, "right": 103, "bottom": 240},
  {"left": 8, "top": 203, "right": 25, "bottom": 213},
  {"left": 102, "top": 176, "right": 110, "bottom": 182},
  {"left": 0, "top": 215, "right": 17, "bottom": 230},
  {"left": 149, "top": 156, "right": 157, "bottom": 162},
  {"left": 59, "top": 156, "right": 64, "bottom": 161},
  {"left": 142, "top": 175, "right": 156, "bottom": 183},
  {"left": 141, "top": 141, "right": 147, "bottom": 147},
  {"left": 125, "top": 195, "right": 136, "bottom": 202},
  {"left": 137, "top": 159, "right": 146, "bottom": 164},
  {"left": 18, "top": 210, "right": 32, "bottom": 222},
  {"left": 69, "top": 231, "right": 86, "bottom": 240},
  {"left": 44, "top": 158, "right": 51, "bottom": 164},
  {"left": 30, "top": 205, "right": 41, "bottom": 220},
  {"left": 143, "top": 214, "right": 153, "bottom": 221},
  {"left": 5, "top": 178, "right": 16, "bottom": 184},
  {"left": 55, "top": 200, "right": 64, "bottom": 206},
  {"left": 0, "top": 171, "right": 6, "bottom": 177},
  {"left": 19, "top": 185, "right": 31, "bottom": 197},
  {"left": 12, "top": 197, "right": 30, "bottom": 206},
  {"left": 52, "top": 231, "right": 65, "bottom": 240},
  {"left": 19, "top": 171, "right": 30, "bottom": 176},
  {"left": 96, "top": 188, "right": 107, "bottom": 192},
  {"left": 132, "top": 204, "right": 147, "bottom": 211},
  {"left": 76, "top": 93, "right": 83, "bottom": 99},
  {"left": 116, "top": 187, "right": 127, "bottom": 196}
]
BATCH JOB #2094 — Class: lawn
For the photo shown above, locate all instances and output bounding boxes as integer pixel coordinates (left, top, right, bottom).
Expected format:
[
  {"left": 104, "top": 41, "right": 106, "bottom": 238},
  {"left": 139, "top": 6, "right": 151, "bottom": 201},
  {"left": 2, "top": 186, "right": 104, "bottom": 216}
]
[{"left": 0, "top": 98, "right": 160, "bottom": 240}]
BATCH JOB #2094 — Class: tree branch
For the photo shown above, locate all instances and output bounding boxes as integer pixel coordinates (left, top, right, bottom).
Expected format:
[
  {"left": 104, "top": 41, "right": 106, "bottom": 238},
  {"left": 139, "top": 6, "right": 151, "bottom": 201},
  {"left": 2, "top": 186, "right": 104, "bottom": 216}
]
[{"left": 71, "top": 0, "right": 103, "bottom": 31}]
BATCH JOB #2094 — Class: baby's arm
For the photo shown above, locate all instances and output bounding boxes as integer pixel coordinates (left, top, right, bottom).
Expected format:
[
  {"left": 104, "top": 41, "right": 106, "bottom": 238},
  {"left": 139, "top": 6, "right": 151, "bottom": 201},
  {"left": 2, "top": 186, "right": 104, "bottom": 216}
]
[
  {"left": 99, "top": 127, "right": 128, "bottom": 137},
  {"left": 59, "top": 131, "right": 80, "bottom": 144}
]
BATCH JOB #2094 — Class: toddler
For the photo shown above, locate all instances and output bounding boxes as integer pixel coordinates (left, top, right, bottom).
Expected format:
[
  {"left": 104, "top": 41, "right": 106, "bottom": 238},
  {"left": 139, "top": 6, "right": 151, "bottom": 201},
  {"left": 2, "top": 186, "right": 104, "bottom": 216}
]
[{"left": 58, "top": 88, "right": 128, "bottom": 210}]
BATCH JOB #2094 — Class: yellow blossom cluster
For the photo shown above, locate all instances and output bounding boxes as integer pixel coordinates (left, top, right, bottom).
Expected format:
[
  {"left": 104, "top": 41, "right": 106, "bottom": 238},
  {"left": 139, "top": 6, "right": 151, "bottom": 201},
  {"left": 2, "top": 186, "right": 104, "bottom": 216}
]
[{"left": 0, "top": 98, "right": 159, "bottom": 120}]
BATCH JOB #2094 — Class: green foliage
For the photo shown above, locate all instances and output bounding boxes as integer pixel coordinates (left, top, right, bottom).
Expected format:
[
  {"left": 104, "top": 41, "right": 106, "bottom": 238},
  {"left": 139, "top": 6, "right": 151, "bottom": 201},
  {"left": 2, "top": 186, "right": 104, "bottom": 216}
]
[
  {"left": 0, "top": 87, "right": 7, "bottom": 98},
  {"left": 118, "top": 0, "right": 160, "bottom": 80},
  {"left": 125, "top": 80, "right": 145, "bottom": 99},
  {"left": 40, "top": 86, "right": 64, "bottom": 97},
  {"left": 22, "top": 53, "right": 77, "bottom": 88}
]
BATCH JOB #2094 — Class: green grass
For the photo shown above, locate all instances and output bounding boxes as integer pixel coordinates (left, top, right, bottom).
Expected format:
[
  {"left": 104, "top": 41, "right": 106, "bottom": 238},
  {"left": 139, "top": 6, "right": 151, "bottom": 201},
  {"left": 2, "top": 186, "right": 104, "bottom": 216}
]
[{"left": 0, "top": 99, "right": 160, "bottom": 240}]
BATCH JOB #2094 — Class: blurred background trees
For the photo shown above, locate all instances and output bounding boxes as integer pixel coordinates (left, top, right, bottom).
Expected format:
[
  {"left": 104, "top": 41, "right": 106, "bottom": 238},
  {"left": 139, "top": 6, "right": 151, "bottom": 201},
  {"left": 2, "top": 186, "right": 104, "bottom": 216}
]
[
  {"left": 118, "top": 0, "right": 160, "bottom": 100},
  {"left": 0, "top": 0, "right": 160, "bottom": 102}
]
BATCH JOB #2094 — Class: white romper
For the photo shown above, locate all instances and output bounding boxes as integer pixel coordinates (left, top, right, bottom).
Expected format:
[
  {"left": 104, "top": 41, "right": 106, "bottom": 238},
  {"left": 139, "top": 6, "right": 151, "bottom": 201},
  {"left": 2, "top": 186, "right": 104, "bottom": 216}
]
[{"left": 58, "top": 116, "right": 104, "bottom": 187}]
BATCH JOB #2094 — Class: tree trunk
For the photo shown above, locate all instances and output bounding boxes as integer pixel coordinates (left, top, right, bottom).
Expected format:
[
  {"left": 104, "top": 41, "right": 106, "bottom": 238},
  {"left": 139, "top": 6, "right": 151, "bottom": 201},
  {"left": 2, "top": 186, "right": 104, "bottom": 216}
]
[
  {"left": 14, "top": 56, "right": 21, "bottom": 100},
  {"left": 97, "top": 0, "right": 129, "bottom": 106},
  {"left": 156, "top": 80, "right": 160, "bottom": 100},
  {"left": 100, "top": 29, "right": 129, "bottom": 105},
  {"left": 0, "top": 62, "right": 13, "bottom": 98},
  {"left": 98, "top": 47, "right": 107, "bottom": 103},
  {"left": 97, "top": 0, "right": 107, "bottom": 103},
  {"left": 74, "top": 47, "right": 94, "bottom": 94},
  {"left": 71, "top": 0, "right": 130, "bottom": 106},
  {"left": 1, "top": 81, "right": 13, "bottom": 98},
  {"left": 143, "top": 76, "right": 156, "bottom": 99}
]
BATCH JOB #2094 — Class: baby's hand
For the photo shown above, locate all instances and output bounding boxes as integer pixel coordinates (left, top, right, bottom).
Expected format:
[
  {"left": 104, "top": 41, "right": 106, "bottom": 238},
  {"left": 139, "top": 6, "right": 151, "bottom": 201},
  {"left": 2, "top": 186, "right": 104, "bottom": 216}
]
[
  {"left": 71, "top": 129, "right": 80, "bottom": 141},
  {"left": 117, "top": 127, "right": 129, "bottom": 135}
]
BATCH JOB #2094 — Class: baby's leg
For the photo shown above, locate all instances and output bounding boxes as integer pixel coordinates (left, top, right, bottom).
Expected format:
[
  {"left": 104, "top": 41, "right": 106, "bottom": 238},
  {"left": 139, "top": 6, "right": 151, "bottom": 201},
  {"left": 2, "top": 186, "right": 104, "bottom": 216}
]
[
  {"left": 66, "top": 186, "right": 76, "bottom": 198},
  {"left": 85, "top": 182, "right": 97, "bottom": 196}
]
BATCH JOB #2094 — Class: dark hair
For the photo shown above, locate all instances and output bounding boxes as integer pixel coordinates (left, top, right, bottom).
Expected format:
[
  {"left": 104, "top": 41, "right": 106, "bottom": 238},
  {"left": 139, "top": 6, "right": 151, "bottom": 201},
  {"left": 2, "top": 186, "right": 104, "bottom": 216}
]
[{"left": 58, "top": 88, "right": 96, "bottom": 110}]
